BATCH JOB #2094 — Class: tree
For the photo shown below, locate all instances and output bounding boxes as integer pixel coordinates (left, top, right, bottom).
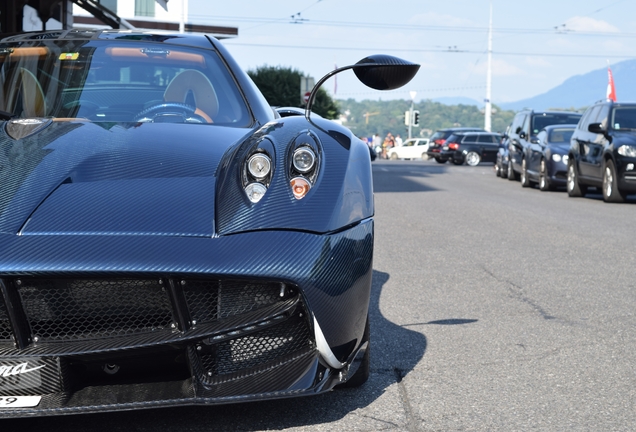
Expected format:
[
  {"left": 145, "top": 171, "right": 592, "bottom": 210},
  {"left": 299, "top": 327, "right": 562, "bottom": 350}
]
[{"left": 247, "top": 66, "right": 339, "bottom": 119}]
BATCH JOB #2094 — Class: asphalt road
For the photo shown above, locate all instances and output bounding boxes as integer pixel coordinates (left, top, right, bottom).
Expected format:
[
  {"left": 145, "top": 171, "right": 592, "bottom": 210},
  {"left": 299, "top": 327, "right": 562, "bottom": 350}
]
[{"left": 4, "top": 159, "right": 636, "bottom": 431}]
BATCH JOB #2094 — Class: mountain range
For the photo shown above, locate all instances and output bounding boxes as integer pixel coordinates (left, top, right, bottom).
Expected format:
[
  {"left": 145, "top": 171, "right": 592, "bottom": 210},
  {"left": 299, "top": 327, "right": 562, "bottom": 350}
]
[
  {"left": 500, "top": 59, "right": 636, "bottom": 111},
  {"left": 431, "top": 59, "right": 636, "bottom": 112}
]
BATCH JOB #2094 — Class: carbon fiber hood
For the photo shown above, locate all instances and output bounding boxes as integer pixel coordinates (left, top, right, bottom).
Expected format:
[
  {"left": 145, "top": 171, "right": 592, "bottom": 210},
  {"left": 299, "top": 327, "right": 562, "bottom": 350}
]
[{"left": 0, "top": 120, "right": 251, "bottom": 236}]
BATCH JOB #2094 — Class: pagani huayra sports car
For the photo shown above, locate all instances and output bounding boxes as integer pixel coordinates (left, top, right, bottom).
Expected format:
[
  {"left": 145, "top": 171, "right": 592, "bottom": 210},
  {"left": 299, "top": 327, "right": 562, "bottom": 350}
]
[{"left": 0, "top": 29, "right": 418, "bottom": 417}]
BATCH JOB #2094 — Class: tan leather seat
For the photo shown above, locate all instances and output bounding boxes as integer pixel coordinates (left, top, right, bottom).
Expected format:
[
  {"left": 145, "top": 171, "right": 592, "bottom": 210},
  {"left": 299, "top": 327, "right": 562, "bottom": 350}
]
[
  {"left": 20, "top": 68, "right": 47, "bottom": 117},
  {"left": 163, "top": 70, "right": 218, "bottom": 123}
]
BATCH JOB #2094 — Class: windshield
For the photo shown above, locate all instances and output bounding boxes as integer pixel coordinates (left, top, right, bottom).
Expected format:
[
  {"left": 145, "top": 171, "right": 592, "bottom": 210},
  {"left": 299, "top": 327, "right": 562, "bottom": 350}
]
[
  {"left": 547, "top": 128, "right": 574, "bottom": 143},
  {"left": 0, "top": 40, "right": 251, "bottom": 126},
  {"left": 611, "top": 107, "right": 636, "bottom": 130},
  {"left": 531, "top": 114, "right": 581, "bottom": 135}
]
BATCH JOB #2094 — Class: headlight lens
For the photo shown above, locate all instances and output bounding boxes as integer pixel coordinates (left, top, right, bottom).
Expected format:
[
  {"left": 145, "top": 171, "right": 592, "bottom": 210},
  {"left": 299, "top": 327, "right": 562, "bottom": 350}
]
[
  {"left": 247, "top": 153, "right": 272, "bottom": 179},
  {"left": 245, "top": 182, "right": 268, "bottom": 203},
  {"left": 551, "top": 154, "right": 561, "bottom": 162},
  {"left": 292, "top": 147, "right": 315, "bottom": 173},
  {"left": 617, "top": 145, "right": 636, "bottom": 157},
  {"left": 562, "top": 155, "right": 569, "bottom": 164}
]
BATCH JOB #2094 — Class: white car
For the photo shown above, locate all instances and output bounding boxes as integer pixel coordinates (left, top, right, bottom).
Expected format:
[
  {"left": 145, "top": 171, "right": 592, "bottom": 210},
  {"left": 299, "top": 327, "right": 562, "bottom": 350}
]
[{"left": 388, "top": 138, "right": 430, "bottom": 160}]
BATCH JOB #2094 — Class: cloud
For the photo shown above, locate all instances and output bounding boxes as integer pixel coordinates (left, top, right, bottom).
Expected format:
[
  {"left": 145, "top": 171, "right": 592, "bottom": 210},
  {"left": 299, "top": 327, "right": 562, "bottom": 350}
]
[
  {"left": 471, "top": 59, "right": 524, "bottom": 77},
  {"left": 524, "top": 57, "right": 551, "bottom": 68},
  {"left": 408, "top": 12, "right": 473, "bottom": 27},
  {"left": 561, "top": 16, "right": 619, "bottom": 33}
]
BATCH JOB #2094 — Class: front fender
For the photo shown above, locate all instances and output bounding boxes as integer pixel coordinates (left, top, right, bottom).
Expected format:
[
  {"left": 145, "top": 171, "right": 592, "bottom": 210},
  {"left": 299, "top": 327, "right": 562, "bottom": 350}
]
[{"left": 216, "top": 117, "right": 373, "bottom": 235}]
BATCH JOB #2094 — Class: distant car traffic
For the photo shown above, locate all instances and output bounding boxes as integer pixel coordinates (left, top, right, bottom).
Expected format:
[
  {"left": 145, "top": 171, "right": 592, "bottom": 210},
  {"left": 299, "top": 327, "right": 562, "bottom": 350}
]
[
  {"left": 427, "top": 127, "right": 486, "bottom": 163},
  {"left": 440, "top": 132, "right": 502, "bottom": 166},
  {"left": 388, "top": 138, "right": 430, "bottom": 160},
  {"left": 506, "top": 110, "right": 582, "bottom": 181},
  {"left": 567, "top": 101, "right": 636, "bottom": 202},
  {"left": 520, "top": 124, "right": 576, "bottom": 190}
]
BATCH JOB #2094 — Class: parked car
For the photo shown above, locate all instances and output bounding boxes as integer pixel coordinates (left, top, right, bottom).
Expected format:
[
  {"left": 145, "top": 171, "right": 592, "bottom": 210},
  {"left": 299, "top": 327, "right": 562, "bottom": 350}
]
[
  {"left": 494, "top": 126, "right": 510, "bottom": 178},
  {"left": 440, "top": 132, "right": 502, "bottom": 166},
  {"left": 426, "top": 127, "right": 486, "bottom": 163},
  {"left": 567, "top": 101, "right": 636, "bottom": 202},
  {"left": 0, "top": 29, "right": 419, "bottom": 416},
  {"left": 388, "top": 138, "right": 430, "bottom": 160},
  {"left": 520, "top": 124, "right": 576, "bottom": 190},
  {"left": 506, "top": 110, "right": 582, "bottom": 181}
]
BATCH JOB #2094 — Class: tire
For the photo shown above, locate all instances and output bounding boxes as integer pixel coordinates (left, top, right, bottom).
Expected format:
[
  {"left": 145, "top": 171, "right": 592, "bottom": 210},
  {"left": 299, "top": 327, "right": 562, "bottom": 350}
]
[
  {"left": 507, "top": 159, "right": 518, "bottom": 181},
  {"left": 421, "top": 153, "right": 428, "bottom": 160},
  {"left": 539, "top": 158, "right": 553, "bottom": 191},
  {"left": 500, "top": 161, "right": 508, "bottom": 179},
  {"left": 465, "top": 151, "right": 481, "bottom": 167},
  {"left": 434, "top": 157, "right": 446, "bottom": 164},
  {"left": 495, "top": 162, "right": 501, "bottom": 177},
  {"left": 567, "top": 160, "right": 587, "bottom": 197},
  {"left": 602, "top": 159, "right": 626, "bottom": 203},
  {"left": 390, "top": 152, "right": 398, "bottom": 160},
  {"left": 336, "top": 316, "right": 370, "bottom": 388},
  {"left": 520, "top": 158, "right": 532, "bottom": 188}
]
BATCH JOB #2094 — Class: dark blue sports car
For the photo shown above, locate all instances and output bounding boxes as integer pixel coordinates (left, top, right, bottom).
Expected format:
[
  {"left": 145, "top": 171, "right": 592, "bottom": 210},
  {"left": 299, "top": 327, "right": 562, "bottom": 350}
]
[{"left": 0, "top": 29, "right": 418, "bottom": 417}]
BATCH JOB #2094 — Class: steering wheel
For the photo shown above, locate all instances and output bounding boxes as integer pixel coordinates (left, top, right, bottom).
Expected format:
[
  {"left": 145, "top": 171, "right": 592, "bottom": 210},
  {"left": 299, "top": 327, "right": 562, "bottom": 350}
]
[{"left": 134, "top": 102, "right": 209, "bottom": 124}]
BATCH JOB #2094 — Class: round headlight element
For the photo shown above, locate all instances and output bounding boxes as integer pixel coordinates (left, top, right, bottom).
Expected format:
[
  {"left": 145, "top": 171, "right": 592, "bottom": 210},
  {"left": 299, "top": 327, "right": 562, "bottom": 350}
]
[
  {"left": 551, "top": 154, "right": 562, "bottom": 163},
  {"left": 290, "top": 177, "right": 311, "bottom": 199},
  {"left": 245, "top": 182, "right": 267, "bottom": 203},
  {"left": 247, "top": 153, "right": 271, "bottom": 179},
  {"left": 292, "top": 147, "right": 316, "bottom": 173}
]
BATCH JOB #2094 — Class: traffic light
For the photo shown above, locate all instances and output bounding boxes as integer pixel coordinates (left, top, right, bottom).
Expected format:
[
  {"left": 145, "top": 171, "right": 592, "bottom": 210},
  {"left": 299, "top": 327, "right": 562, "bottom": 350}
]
[
  {"left": 404, "top": 110, "right": 410, "bottom": 126},
  {"left": 413, "top": 110, "right": 420, "bottom": 127}
]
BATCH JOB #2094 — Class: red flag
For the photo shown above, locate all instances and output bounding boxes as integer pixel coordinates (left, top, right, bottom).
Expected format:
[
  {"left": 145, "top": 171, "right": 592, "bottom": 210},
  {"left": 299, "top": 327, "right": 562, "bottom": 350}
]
[{"left": 607, "top": 66, "right": 617, "bottom": 102}]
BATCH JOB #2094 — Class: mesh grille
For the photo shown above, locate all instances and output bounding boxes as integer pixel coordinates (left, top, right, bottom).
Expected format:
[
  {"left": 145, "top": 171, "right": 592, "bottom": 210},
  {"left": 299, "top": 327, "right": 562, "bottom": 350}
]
[
  {"left": 199, "top": 313, "right": 312, "bottom": 376},
  {"left": 0, "top": 297, "right": 12, "bottom": 341},
  {"left": 17, "top": 279, "right": 174, "bottom": 341},
  {"left": 183, "top": 280, "right": 283, "bottom": 325}
]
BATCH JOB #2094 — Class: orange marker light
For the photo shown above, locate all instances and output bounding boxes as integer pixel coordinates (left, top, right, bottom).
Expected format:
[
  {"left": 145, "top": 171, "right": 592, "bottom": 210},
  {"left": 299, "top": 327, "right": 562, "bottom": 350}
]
[{"left": 290, "top": 177, "right": 311, "bottom": 199}]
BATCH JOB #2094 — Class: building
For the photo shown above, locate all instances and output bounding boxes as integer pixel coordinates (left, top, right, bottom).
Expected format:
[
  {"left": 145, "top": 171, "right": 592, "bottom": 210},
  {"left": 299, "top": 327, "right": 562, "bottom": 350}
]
[{"left": 1, "top": 1, "right": 237, "bottom": 39}]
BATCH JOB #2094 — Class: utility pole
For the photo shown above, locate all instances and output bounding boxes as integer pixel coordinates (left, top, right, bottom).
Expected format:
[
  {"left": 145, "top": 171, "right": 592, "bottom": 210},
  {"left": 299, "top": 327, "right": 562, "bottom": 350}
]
[
  {"left": 179, "top": 0, "right": 189, "bottom": 33},
  {"left": 484, "top": 2, "right": 493, "bottom": 132}
]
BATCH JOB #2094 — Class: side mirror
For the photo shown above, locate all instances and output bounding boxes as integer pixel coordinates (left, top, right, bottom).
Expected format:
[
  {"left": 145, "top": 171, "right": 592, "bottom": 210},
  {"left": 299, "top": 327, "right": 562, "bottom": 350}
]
[
  {"left": 305, "top": 54, "right": 420, "bottom": 119},
  {"left": 588, "top": 122, "right": 605, "bottom": 134}
]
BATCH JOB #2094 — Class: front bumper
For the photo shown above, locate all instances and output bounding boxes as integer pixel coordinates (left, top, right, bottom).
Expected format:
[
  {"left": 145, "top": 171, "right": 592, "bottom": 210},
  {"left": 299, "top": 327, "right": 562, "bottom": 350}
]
[{"left": 0, "top": 220, "right": 373, "bottom": 417}]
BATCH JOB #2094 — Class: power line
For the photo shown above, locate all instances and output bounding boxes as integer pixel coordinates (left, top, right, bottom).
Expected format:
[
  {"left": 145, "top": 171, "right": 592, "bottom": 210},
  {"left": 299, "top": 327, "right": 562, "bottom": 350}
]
[
  {"left": 193, "top": 14, "right": 636, "bottom": 38},
  {"left": 223, "top": 42, "right": 636, "bottom": 59}
]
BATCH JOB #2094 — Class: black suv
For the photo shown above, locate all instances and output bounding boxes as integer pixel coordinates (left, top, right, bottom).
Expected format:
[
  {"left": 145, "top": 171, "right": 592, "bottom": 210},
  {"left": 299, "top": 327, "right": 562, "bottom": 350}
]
[
  {"left": 426, "top": 127, "right": 486, "bottom": 163},
  {"left": 506, "top": 110, "right": 582, "bottom": 181},
  {"left": 439, "top": 132, "right": 502, "bottom": 166},
  {"left": 567, "top": 101, "right": 636, "bottom": 202}
]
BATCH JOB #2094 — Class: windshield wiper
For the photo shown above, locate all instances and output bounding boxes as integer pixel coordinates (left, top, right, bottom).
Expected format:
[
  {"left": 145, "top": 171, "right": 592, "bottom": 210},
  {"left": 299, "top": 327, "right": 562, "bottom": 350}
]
[{"left": 0, "top": 110, "right": 15, "bottom": 120}]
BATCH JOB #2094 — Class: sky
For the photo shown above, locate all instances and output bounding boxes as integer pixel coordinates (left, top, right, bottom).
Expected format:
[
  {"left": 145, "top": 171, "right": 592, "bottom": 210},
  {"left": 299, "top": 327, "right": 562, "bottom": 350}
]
[{"left": 185, "top": 0, "right": 636, "bottom": 105}]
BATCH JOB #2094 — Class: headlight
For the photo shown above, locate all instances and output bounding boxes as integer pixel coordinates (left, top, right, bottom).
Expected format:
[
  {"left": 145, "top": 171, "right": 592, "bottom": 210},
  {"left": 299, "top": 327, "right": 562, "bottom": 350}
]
[
  {"left": 247, "top": 153, "right": 272, "bottom": 179},
  {"left": 562, "top": 155, "right": 569, "bottom": 164},
  {"left": 245, "top": 182, "right": 267, "bottom": 203},
  {"left": 551, "top": 154, "right": 561, "bottom": 163},
  {"left": 617, "top": 145, "right": 636, "bottom": 157},
  {"left": 292, "top": 147, "right": 316, "bottom": 173}
]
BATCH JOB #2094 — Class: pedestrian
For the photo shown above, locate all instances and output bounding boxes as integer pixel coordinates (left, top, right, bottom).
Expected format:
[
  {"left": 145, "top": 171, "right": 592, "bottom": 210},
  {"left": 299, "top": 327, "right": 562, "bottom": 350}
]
[{"left": 395, "top": 134, "right": 403, "bottom": 147}]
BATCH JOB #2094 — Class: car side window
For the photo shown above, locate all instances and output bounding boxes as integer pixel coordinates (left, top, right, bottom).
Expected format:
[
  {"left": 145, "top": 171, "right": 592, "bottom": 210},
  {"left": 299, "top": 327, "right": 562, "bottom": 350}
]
[
  {"left": 521, "top": 115, "right": 530, "bottom": 135},
  {"left": 511, "top": 114, "right": 525, "bottom": 134},
  {"left": 596, "top": 105, "right": 610, "bottom": 128},
  {"left": 463, "top": 134, "right": 477, "bottom": 143},
  {"left": 404, "top": 140, "right": 414, "bottom": 147},
  {"left": 477, "top": 134, "right": 494, "bottom": 143},
  {"left": 585, "top": 106, "right": 601, "bottom": 128}
]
